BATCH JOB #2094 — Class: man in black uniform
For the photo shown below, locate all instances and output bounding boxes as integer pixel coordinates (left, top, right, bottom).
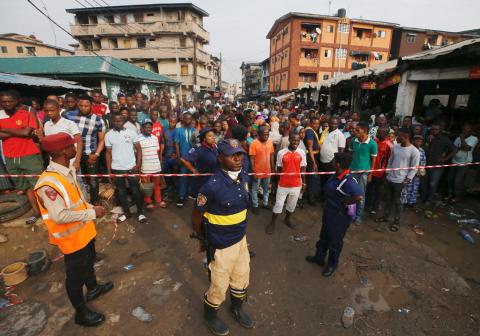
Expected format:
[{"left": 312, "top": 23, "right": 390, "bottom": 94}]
[
  {"left": 305, "top": 152, "right": 364, "bottom": 277},
  {"left": 192, "top": 139, "right": 254, "bottom": 336}
]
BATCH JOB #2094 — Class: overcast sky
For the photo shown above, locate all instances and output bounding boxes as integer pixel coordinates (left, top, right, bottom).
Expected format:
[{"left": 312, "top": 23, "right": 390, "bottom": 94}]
[{"left": 1, "top": 0, "right": 479, "bottom": 83}]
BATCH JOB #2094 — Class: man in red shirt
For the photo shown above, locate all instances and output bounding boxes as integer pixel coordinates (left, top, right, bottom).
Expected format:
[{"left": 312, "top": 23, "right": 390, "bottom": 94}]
[
  {"left": 266, "top": 133, "right": 307, "bottom": 234},
  {"left": 149, "top": 109, "right": 164, "bottom": 158},
  {"left": 365, "top": 127, "right": 392, "bottom": 215},
  {"left": 0, "top": 90, "right": 43, "bottom": 224},
  {"left": 91, "top": 90, "right": 109, "bottom": 117}
]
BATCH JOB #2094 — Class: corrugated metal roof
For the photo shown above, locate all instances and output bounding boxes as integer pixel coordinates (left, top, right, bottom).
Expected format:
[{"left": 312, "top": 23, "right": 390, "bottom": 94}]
[
  {"left": 401, "top": 37, "right": 480, "bottom": 61},
  {"left": 0, "top": 56, "right": 179, "bottom": 85},
  {"left": 317, "top": 38, "right": 480, "bottom": 90},
  {"left": 0, "top": 72, "right": 90, "bottom": 90},
  {"left": 318, "top": 59, "right": 398, "bottom": 89}
]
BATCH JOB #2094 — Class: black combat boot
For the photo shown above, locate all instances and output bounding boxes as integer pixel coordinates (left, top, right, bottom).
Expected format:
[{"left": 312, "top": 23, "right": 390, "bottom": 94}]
[
  {"left": 86, "top": 281, "right": 114, "bottom": 302},
  {"left": 74, "top": 304, "right": 105, "bottom": 327},
  {"left": 204, "top": 300, "right": 229, "bottom": 336},
  {"left": 230, "top": 289, "right": 254, "bottom": 329}
]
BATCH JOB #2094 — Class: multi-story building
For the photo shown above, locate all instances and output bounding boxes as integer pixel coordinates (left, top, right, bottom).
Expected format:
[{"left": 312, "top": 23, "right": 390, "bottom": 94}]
[
  {"left": 66, "top": 3, "right": 213, "bottom": 102},
  {"left": 260, "top": 58, "right": 270, "bottom": 94},
  {"left": 240, "top": 62, "right": 262, "bottom": 99},
  {"left": 0, "top": 33, "right": 73, "bottom": 57},
  {"left": 390, "top": 27, "right": 479, "bottom": 59},
  {"left": 266, "top": 9, "right": 397, "bottom": 93}
]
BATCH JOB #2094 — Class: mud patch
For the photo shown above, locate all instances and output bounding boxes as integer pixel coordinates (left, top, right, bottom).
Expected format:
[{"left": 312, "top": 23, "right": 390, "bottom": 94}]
[{"left": 0, "top": 300, "right": 47, "bottom": 336}]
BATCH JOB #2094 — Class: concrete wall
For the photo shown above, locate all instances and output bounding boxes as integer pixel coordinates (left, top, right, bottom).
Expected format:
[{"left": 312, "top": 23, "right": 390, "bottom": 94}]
[{"left": 0, "top": 39, "right": 73, "bottom": 57}]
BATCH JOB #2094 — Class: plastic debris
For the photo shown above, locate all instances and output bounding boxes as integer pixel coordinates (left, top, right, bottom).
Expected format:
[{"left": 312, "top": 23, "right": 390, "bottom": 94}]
[
  {"left": 172, "top": 224, "right": 179, "bottom": 230},
  {"left": 460, "top": 229, "right": 475, "bottom": 245},
  {"left": 448, "top": 212, "right": 464, "bottom": 219},
  {"left": 292, "top": 235, "right": 309, "bottom": 242},
  {"left": 342, "top": 306, "right": 355, "bottom": 328},
  {"left": 109, "top": 313, "right": 120, "bottom": 323},
  {"left": 398, "top": 308, "right": 411, "bottom": 314},
  {"left": 132, "top": 306, "right": 153, "bottom": 323},
  {"left": 458, "top": 219, "right": 480, "bottom": 225},
  {"left": 173, "top": 282, "right": 183, "bottom": 292},
  {"left": 441, "top": 288, "right": 450, "bottom": 292},
  {"left": 123, "top": 264, "right": 135, "bottom": 272}
]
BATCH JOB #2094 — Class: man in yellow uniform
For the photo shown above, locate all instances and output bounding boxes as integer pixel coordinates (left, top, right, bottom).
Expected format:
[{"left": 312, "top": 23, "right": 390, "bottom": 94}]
[
  {"left": 34, "top": 132, "right": 113, "bottom": 327},
  {"left": 192, "top": 139, "right": 254, "bottom": 336}
]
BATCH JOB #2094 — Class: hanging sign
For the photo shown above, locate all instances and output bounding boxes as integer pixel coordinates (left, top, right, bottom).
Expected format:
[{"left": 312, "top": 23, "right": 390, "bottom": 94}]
[
  {"left": 360, "top": 81, "right": 376, "bottom": 90},
  {"left": 378, "top": 74, "right": 401, "bottom": 90},
  {"left": 469, "top": 67, "right": 480, "bottom": 79}
]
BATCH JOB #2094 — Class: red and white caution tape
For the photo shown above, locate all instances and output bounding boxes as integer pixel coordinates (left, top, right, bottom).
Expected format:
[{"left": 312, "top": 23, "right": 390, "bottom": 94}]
[{"left": 0, "top": 162, "right": 478, "bottom": 177}]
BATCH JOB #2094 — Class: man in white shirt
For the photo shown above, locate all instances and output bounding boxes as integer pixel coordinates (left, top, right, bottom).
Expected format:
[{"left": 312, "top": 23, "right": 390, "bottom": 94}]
[
  {"left": 124, "top": 109, "right": 141, "bottom": 135},
  {"left": 105, "top": 114, "right": 146, "bottom": 224},
  {"left": 319, "top": 117, "right": 346, "bottom": 197},
  {"left": 43, "top": 99, "right": 83, "bottom": 169},
  {"left": 43, "top": 99, "right": 89, "bottom": 198},
  {"left": 448, "top": 122, "right": 478, "bottom": 201}
]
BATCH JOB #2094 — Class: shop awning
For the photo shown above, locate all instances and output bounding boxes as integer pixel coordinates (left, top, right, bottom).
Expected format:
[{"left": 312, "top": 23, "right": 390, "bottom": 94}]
[
  {"left": 0, "top": 72, "right": 90, "bottom": 90},
  {"left": 272, "top": 92, "right": 295, "bottom": 103}
]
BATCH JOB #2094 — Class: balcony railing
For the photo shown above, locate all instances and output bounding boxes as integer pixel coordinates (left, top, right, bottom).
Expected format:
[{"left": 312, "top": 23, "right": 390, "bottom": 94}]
[
  {"left": 299, "top": 58, "right": 319, "bottom": 67},
  {"left": 298, "top": 81, "right": 317, "bottom": 88},
  {"left": 75, "top": 46, "right": 210, "bottom": 63},
  {"left": 165, "top": 74, "right": 212, "bottom": 88},
  {"left": 71, "top": 20, "right": 209, "bottom": 42}
]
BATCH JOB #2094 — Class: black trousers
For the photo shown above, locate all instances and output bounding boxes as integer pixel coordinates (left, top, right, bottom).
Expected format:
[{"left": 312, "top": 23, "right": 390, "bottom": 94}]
[
  {"left": 64, "top": 239, "right": 97, "bottom": 310},
  {"left": 314, "top": 209, "right": 350, "bottom": 268},
  {"left": 112, "top": 169, "right": 144, "bottom": 216},
  {"left": 319, "top": 161, "right": 335, "bottom": 201},
  {"left": 306, "top": 155, "right": 321, "bottom": 200},
  {"left": 382, "top": 180, "right": 404, "bottom": 222},
  {"left": 365, "top": 176, "right": 385, "bottom": 212},
  {"left": 80, "top": 154, "right": 100, "bottom": 205}
]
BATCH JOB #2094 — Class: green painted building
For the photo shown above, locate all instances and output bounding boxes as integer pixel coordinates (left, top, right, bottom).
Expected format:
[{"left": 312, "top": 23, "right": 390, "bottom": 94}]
[{"left": 0, "top": 55, "right": 179, "bottom": 100}]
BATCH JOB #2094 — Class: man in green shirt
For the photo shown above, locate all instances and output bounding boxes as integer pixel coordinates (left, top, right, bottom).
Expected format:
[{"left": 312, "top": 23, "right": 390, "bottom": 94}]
[{"left": 350, "top": 121, "right": 377, "bottom": 225}]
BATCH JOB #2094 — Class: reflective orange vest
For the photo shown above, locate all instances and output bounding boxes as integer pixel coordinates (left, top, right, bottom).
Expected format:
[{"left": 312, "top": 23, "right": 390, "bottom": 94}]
[{"left": 34, "top": 171, "right": 96, "bottom": 254}]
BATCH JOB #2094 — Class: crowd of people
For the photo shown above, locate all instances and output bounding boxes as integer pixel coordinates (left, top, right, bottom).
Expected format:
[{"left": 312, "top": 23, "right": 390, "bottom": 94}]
[
  {"left": 1, "top": 88, "right": 479, "bottom": 331},
  {"left": 0, "top": 89, "right": 478, "bottom": 231}
]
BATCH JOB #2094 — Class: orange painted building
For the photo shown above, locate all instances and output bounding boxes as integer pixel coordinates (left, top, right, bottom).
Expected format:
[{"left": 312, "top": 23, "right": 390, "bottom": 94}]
[{"left": 266, "top": 11, "right": 398, "bottom": 93}]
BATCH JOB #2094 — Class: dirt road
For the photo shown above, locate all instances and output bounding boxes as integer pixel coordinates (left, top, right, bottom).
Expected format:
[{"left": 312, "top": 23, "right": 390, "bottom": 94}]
[{"left": 1, "top": 199, "right": 480, "bottom": 336}]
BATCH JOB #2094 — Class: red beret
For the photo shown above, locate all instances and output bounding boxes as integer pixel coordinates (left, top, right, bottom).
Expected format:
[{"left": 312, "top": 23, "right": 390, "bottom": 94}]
[{"left": 40, "top": 132, "right": 79, "bottom": 153}]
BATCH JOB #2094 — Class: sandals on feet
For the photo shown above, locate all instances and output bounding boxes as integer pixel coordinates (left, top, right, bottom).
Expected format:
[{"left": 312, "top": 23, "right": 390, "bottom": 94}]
[
  {"left": 138, "top": 214, "right": 147, "bottom": 223},
  {"left": 26, "top": 216, "right": 39, "bottom": 225},
  {"left": 158, "top": 201, "right": 167, "bottom": 208},
  {"left": 389, "top": 221, "right": 400, "bottom": 232}
]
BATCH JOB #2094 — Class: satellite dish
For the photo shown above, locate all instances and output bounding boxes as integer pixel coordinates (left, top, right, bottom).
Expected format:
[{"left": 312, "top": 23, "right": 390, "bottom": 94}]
[{"left": 316, "top": 27, "right": 322, "bottom": 34}]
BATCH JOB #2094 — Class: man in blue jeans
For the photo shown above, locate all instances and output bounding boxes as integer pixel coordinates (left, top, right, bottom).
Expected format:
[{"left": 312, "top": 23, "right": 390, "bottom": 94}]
[
  {"left": 349, "top": 122, "right": 377, "bottom": 225},
  {"left": 175, "top": 112, "right": 196, "bottom": 207}
]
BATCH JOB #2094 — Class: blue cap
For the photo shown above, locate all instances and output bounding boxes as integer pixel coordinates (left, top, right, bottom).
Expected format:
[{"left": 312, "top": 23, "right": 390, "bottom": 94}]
[
  {"left": 142, "top": 118, "right": 153, "bottom": 125},
  {"left": 217, "top": 139, "right": 245, "bottom": 156}
]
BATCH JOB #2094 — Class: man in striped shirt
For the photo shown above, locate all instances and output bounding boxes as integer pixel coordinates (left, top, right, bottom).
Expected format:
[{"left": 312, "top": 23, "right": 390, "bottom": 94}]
[
  {"left": 135, "top": 119, "right": 166, "bottom": 209},
  {"left": 65, "top": 95, "right": 106, "bottom": 205}
]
